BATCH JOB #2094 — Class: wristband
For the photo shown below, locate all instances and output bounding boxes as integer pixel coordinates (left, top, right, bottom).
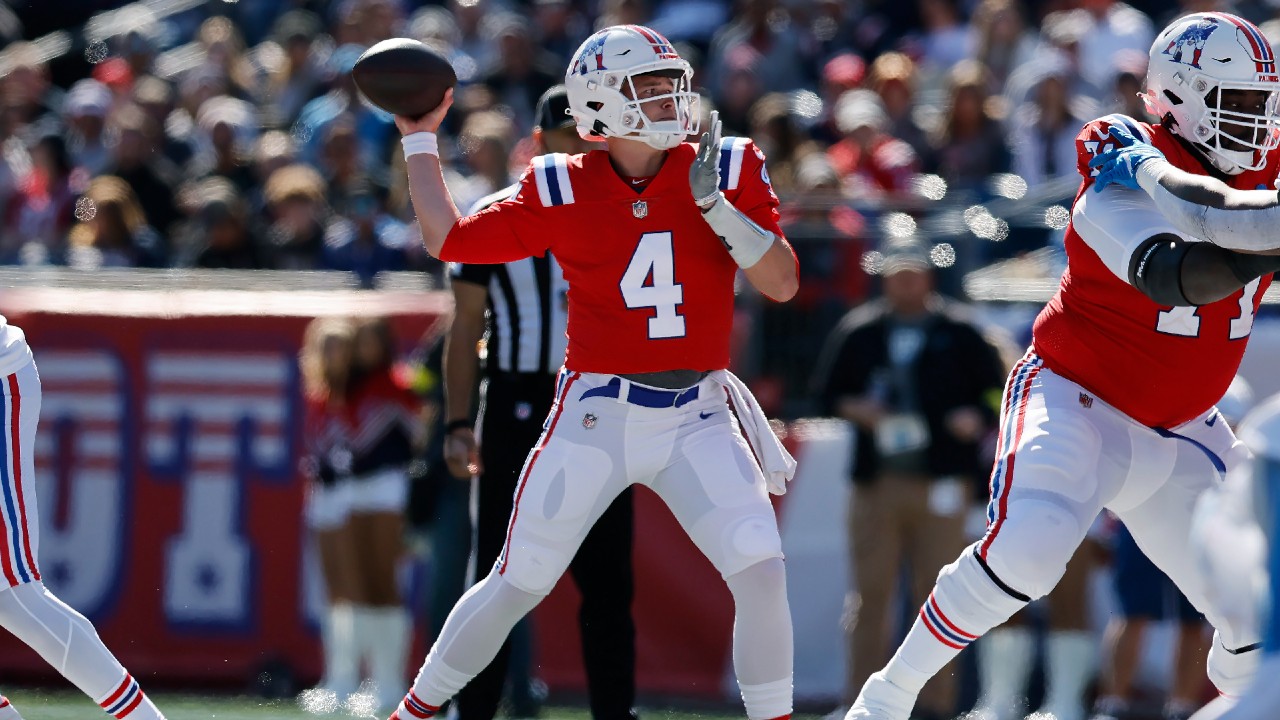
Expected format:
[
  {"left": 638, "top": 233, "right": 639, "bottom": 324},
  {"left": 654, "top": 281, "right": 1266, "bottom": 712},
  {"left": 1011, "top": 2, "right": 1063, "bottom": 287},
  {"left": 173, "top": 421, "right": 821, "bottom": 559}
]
[
  {"left": 445, "top": 418, "right": 473, "bottom": 433},
  {"left": 402, "top": 131, "right": 439, "bottom": 160}
]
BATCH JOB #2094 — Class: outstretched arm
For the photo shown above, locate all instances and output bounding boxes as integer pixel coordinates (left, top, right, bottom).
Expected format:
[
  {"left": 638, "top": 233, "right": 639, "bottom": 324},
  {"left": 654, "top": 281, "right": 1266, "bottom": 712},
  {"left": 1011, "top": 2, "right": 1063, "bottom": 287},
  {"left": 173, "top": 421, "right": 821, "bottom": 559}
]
[{"left": 1090, "top": 125, "right": 1280, "bottom": 254}]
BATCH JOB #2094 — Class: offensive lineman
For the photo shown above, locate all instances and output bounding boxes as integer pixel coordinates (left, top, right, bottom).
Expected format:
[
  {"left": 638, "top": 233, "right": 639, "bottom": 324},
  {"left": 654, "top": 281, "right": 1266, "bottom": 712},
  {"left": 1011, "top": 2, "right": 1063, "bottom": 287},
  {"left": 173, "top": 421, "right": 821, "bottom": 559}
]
[
  {"left": 0, "top": 315, "right": 168, "bottom": 720},
  {"left": 850, "top": 12, "right": 1280, "bottom": 719},
  {"left": 389, "top": 25, "right": 799, "bottom": 720}
]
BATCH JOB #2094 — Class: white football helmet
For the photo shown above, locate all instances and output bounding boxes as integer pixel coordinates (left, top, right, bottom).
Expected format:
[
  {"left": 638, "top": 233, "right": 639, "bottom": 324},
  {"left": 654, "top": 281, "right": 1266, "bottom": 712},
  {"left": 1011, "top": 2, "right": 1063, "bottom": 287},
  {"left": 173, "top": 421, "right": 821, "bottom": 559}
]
[
  {"left": 1143, "top": 12, "right": 1280, "bottom": 175},
  {"left": 564, "top": 25, "right": 700, "bottom": 150}
]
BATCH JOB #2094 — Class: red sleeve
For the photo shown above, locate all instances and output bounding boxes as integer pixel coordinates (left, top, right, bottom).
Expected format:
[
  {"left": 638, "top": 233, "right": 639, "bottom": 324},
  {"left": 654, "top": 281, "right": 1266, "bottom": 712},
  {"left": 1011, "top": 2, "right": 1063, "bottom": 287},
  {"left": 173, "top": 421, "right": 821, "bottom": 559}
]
[
  {"left": 440, "top": 168, "right": 554, "bottom": 263},
  {"left": 1074, "top": 114, "right": 1153, "bottom": 183},
  {"left": 725, "top": 139, "right": 784, "bottom": 236}
]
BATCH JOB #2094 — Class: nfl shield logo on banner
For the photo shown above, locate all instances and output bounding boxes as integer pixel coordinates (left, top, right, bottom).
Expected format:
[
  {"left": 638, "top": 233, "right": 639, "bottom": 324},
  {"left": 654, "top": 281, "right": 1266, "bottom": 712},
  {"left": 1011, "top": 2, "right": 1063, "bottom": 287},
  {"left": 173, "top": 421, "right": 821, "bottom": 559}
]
[{"left": 632, "top": 200, "right": 648, "bottom": 218}]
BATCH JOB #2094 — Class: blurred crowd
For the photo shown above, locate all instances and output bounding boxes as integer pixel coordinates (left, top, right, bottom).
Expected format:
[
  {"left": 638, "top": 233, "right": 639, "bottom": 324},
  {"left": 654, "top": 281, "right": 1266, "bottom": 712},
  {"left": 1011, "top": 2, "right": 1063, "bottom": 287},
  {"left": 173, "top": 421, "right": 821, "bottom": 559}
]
[{"left": 4, "top": 0, "right": 1280, "bottom": 413}]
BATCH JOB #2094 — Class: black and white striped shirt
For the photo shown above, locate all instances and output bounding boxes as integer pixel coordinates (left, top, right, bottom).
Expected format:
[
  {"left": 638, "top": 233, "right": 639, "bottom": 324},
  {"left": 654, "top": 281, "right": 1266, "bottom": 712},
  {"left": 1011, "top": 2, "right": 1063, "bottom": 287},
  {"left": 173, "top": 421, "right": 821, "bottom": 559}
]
[{"left": 449, "top": 184, "right": 570, "bottom": 376}]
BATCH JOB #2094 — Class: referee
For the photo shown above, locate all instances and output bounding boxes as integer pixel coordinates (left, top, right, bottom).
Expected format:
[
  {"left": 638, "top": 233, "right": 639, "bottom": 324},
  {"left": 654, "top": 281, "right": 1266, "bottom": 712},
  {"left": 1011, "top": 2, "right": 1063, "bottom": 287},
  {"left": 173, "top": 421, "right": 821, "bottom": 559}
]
[{"left": 443, "top": 84, "right": 637, "bottom": 720}]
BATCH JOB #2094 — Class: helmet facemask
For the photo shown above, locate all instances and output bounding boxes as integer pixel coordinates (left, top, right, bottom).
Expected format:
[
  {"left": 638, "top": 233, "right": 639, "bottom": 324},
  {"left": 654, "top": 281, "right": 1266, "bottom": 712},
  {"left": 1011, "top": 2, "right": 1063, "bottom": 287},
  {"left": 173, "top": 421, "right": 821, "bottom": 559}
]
[
  {"left": 602, "top": 68, "right": 701, "bottom": 150},
  {"left": 1187, "top": 82, "right": 1280, "bottom": 174}
]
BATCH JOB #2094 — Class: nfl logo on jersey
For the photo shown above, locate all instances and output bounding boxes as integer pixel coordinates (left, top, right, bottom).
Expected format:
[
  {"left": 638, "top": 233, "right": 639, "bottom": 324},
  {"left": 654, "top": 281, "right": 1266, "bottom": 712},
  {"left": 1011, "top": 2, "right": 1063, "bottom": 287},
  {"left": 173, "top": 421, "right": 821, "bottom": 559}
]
[
  {"left": 1079, "top": 392, "right": 1094, "bottom": 409},
  {"left": 583, "top": 413, "right": 598, "bottom": 429},
  {"left": 632, "top": 200, "right": 648, "bottom": 218}
]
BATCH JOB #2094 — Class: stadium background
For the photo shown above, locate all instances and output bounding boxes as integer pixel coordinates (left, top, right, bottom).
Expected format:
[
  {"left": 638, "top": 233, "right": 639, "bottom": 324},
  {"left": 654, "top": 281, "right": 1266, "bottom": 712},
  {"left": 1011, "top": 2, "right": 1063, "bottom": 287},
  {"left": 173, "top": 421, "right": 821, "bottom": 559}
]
[{"left": 3, "top": 0, "right": 1280, "bottom": 717}]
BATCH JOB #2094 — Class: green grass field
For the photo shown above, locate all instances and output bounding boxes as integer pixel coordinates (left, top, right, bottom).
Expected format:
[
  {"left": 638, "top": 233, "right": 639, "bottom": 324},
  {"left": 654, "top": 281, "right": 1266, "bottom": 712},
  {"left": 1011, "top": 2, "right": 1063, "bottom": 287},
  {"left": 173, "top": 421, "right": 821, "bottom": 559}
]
[{"left": 0, "top": 689, "right": 827, "bottom": 720}]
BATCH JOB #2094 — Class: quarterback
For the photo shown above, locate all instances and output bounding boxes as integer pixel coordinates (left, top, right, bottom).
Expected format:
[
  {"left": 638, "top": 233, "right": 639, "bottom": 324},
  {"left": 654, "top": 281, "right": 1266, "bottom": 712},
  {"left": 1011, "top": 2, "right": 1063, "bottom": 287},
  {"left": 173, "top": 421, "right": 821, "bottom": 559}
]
[
  {"left": 851, "top": 12, "right": 1280, "bottom": 720},
  {"left": 390, "top": 24, "right": 799, "bottom": 720}
]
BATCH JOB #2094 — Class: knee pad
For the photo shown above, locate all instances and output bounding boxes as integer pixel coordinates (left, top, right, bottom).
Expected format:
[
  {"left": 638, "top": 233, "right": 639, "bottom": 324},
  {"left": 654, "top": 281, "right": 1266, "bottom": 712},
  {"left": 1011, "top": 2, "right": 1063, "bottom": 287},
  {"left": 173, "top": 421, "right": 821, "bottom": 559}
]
[
  {"left": 930, "top": 548, "right": 1029, "bottom": 644},
  {"left": 499, "top": 539, "right": 572, "bottom": 596},
  {"left": 980, "top": 498, "right": 1083, "bottom": 599},
  {"left": 1207, "top": 631, "right": 1261, "bottom": 698},
  {"left": 716, "top": 513, "right": 783, "bottom": 579}
]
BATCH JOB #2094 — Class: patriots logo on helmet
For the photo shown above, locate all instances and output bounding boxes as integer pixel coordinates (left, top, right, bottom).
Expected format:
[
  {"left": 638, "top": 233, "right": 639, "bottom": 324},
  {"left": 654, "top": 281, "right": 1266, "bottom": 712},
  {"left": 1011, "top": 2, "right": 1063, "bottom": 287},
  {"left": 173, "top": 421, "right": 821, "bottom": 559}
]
[
  {"left": 572, "top": 34, "right": 608, "bottom": 76},
  {"left": 1163, "top": 17, "right": 1219, "bottom": 69}
]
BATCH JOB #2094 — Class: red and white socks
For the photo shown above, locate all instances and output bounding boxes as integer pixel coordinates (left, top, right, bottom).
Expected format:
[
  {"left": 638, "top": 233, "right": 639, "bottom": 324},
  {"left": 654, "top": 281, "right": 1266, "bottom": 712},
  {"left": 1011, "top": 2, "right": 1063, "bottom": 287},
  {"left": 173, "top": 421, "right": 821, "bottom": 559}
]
[{"left": 95, "top": 673, "right": 164, "bottom": 720}]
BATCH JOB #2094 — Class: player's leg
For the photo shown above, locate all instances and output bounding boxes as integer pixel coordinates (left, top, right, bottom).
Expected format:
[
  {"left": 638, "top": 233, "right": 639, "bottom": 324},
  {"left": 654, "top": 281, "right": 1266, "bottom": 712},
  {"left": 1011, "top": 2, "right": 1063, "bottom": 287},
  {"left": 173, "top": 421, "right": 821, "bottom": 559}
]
[
  {"left": 567, "top": 486, "right": 637, "bottom": 720},
  {"left": 391, "top": 372, "right": 630, "bottom": 720},
  {"left": 848, "top": 358, "right": 1123, "bottom": 720},
  {"left": 0, "top": 695, "right": 23, "bottom": 720},
  {"left": 648, "top": 407, "right": 791, "bottom": 720},
  {"left": 455, "top": 378, "right": 549, "bottom": 720},
  {"left": 1113, "top": 428, "right": 1260, "bottom": 701},
  {"left": 0, "top": 362, "right": 164, "bottom": 719}
]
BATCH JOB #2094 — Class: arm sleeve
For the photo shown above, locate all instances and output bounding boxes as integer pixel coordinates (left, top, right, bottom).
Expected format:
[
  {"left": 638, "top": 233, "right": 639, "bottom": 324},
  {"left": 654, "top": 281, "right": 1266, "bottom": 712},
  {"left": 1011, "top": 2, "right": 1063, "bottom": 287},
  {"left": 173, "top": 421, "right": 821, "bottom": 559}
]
[
  {"left": 1071, "top": 185, "right": 1188, "bottom": 284},
  {"left": 1135, "top": 160, "right": 1280, "bottom": 253},
  {"left": 723, "top": 139, "right": 784, "bottom": 236},
  {"left": 439, "top": 170, "right": 553, "bottom": 264}
]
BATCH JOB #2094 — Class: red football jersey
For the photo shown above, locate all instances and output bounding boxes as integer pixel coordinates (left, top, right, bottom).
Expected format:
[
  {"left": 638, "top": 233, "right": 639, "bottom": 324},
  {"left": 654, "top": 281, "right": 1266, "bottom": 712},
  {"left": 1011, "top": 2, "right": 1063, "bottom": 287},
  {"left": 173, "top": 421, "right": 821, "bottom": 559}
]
[
  {"left": 439, "top": 139, "right": 788, "bottom": 374},
  {"left": 1033, "top": 115, "right": 1278, "bottom": 428}
]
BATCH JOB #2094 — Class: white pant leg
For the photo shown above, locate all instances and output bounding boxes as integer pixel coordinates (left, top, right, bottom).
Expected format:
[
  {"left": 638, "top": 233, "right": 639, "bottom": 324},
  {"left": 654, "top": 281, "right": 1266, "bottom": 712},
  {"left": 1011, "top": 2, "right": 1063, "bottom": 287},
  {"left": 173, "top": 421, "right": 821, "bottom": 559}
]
[{"left": 0, "top": 361, "right": 40, "bottom": 590}]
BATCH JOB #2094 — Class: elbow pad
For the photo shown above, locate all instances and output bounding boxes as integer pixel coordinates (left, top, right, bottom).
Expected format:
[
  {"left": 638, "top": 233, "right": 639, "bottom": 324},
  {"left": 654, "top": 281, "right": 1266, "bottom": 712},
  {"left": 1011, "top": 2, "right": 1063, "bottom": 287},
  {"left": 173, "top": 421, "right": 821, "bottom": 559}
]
[{"left": 1129, "top": 234, "right": 1193, "bottom": 306}]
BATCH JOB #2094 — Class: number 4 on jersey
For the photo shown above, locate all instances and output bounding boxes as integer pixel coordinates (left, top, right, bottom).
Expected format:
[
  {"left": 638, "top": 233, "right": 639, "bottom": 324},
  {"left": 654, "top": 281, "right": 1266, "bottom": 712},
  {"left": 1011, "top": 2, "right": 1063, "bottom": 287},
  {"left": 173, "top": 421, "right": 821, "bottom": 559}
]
[{"left": 620, "top": 231, "right": 686, "bottom": 339}]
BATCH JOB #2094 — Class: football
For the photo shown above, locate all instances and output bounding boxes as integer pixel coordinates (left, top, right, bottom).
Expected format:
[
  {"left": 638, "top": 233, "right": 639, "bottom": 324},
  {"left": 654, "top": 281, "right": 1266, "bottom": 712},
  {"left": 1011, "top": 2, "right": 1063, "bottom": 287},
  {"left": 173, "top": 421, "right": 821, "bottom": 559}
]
[{"left": 351, "top": 38, "right": 456, "bottom": 119}]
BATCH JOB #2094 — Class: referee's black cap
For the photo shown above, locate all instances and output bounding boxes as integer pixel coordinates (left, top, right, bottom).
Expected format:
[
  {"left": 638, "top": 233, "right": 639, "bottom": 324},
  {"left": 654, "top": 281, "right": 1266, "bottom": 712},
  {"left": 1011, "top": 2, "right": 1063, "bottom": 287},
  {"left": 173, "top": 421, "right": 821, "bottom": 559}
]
[{"left": 535, "top": 84, "right": 575, "bottom": 131}]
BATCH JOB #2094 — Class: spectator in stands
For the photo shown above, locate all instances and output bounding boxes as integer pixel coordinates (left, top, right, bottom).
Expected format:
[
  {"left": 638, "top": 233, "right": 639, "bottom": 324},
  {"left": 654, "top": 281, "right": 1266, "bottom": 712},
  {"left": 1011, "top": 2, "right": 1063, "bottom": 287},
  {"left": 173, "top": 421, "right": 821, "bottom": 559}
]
[
  {"left": 706, "top": 0, "right": 810, "bottom": 104},
  {"left": 970, "top": 0, "right": 1039, "bottom": 97},
  {"left": 0, "top": 42, "right": 57, "bottom": 132},
  {"left": 828, "top": 88, "right": 921, "bottom": 199},
  {"left": 813, "top": 239, "right": 1006, "bottom": 720},
  {"left": 64, "top": 79, "right": 114, "bottom": 176},
  {"left": 323, "top": 182, "right": 411, "bottom": 289},
  {"left": 114, "top": 26, "right": 160, "bottom": 79},
  {"left": 533, "top": 0, "right": 589, "bottom": 67},
  {"left": 449, "top": 110, "right": 518, "bottom": 216},
  {"left": 105, "top": 104, "right": 180, "bottom": 240},
  {"left": 928, "top": 60, "right": 1010, "bottom": 194},
  {"left": 257, "top": 10, "right": 330, "bottom": 130},
  {"left": 477, "top": 14, "right": 560, "bottom": 134},
  {"left": 914, "top": 0, "right": 975, "bottom": 76},
  {"left": 250, "top": 130, "right": 298, "bottom": 216},
  {"left": 294, "top": 43, "right": 396, "bottom": 173},
  {"left": 66, "top": 175, "right": 163, "bottom": 269},
  {"left": 1, "top": 132, "right": 77, "bottom": 265},
  {"left": 262, "top": 163, "right": 330, "bottom": 270},
  {"left": 865, "top": 52, "right": 931, "bottom": 162},
  {"left": 594, "top": 0, "right": 651, "bottom": 31},
  {"left": 1076, "top": 0, "right": 1155, "bottom": 98},
  {"left": 190, "top": 95, "right": 259, "bottom": 193},
  {"left": 180, "top": 177, "right": 267, "bottom": 269},
  {"left": 1009, "top": 58, "right": 1088, "bottom": 188},
  {"left": 320, "top": 114, "right": 376, "bottom": 218},
  {"left": 195, "top": 16, "right": 253, "bottom": 99},
  {"left": 748, "top": 93, "right": 823, "bottom": 200},
  {"left": 1104, "top": 49, "right": 1154, "bottom": 123},
  {"left": 132, "top": 75, "right": 194, "bottom": 168}
]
